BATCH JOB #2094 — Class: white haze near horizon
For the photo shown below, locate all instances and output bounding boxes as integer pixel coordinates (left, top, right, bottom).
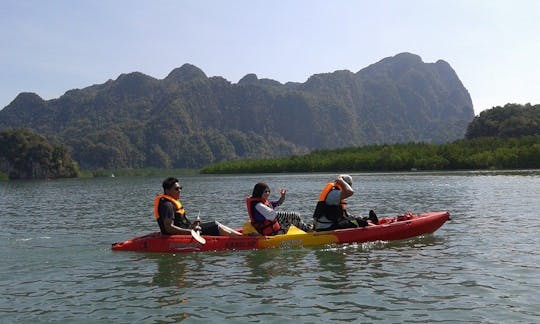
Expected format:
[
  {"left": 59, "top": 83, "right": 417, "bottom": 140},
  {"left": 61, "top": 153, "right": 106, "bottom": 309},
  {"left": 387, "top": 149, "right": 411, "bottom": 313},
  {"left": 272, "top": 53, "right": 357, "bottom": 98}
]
[{"left": 1, "top": 0, "right": 539, "bottom": 115}]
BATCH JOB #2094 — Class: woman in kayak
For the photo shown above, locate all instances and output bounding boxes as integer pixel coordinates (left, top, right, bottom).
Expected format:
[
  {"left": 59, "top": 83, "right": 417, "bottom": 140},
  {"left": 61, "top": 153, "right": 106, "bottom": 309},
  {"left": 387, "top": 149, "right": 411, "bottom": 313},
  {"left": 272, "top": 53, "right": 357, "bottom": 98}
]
[
  {"left": 155, "top": 177, "right": 241, "bottom": 236},
  {"left": 312, "top": 174, "right": 378, "bottom": 231},
  {"left": 246, "top": 182, "right": 313, "bottom": 235}
]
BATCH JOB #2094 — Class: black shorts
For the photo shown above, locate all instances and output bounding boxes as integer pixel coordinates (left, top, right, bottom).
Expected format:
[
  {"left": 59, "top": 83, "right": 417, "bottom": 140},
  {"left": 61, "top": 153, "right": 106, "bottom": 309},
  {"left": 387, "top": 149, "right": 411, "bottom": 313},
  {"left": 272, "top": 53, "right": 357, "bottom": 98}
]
[{"left": 200, "top": 221, "right": 220, "bottom": 236}]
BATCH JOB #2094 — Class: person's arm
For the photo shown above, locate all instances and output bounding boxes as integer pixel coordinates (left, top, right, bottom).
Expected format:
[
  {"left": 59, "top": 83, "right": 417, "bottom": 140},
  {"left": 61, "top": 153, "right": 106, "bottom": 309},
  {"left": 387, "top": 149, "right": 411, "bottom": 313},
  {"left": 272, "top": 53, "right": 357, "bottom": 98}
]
[
  {"left": 163, "top": 218, "right": 192, "bottom": 235},
  {"left": 335, "top": 177, "right": 354, "bottom": 199},
  {"left": 254, "top": 202, "right": 277, "bottom": 221},
  {"left": 160, "top": 201, "right": 192, "bottom": 235},
  {"left": 274, "top": 188, "right": 286, "bottom": 207}
]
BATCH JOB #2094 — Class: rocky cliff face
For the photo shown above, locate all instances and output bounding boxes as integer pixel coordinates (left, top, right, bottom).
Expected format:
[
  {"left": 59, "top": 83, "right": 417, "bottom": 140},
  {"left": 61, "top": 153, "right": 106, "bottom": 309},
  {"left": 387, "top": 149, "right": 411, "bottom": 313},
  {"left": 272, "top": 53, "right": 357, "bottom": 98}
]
[{"left": 0, "top": 53, "right": 474, "bottom": 169}]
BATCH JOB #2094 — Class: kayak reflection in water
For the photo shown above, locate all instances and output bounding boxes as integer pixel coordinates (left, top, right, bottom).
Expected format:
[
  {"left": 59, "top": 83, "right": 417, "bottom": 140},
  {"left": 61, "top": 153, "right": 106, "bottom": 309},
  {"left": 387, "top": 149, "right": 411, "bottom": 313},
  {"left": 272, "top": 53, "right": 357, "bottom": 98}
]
[
  {"left": 313, "top": 174, "right": 378, "bottom": 231},
  {"left": 246, "top": 182, "right": 314, "bottom": 236},
  {"left": 154, "top": 177, "right": 242, "bottom": 236}
]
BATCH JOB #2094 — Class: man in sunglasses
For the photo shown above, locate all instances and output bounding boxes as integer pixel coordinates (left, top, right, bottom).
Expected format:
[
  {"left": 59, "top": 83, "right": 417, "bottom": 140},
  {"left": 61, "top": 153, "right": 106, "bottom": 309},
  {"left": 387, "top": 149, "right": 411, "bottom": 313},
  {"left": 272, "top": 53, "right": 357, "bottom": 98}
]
[{"left": 154, "top": 177, "right": 241, "bottom": 236}]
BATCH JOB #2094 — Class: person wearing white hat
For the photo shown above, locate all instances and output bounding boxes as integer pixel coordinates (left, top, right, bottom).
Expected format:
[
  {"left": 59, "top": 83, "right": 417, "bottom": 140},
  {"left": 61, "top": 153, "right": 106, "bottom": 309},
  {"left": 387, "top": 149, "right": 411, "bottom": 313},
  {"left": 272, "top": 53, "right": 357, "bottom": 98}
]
[{"left": 312, "top": 174, "right": 378, "bottom": 231}]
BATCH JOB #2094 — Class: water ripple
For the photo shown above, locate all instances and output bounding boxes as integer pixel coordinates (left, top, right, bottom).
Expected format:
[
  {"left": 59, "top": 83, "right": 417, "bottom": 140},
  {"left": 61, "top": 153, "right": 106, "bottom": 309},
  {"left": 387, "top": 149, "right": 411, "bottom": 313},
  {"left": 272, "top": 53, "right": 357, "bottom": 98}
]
[{"left": 1, "top": 172, "right": 539, "bottom": 322}]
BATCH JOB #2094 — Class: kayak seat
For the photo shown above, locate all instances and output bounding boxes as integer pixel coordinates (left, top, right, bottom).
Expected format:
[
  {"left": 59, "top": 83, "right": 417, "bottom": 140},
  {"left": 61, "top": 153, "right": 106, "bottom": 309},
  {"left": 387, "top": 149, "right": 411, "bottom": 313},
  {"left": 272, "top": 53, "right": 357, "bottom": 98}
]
[
  {"left": 242, "top": 221, "right": 261, "bottom": 236},
  {"left": 369, "top": 210, "right": 379, "bottom": 224},
  {"left": 286, "top": 225, "right": 307, "bottom": 235}
]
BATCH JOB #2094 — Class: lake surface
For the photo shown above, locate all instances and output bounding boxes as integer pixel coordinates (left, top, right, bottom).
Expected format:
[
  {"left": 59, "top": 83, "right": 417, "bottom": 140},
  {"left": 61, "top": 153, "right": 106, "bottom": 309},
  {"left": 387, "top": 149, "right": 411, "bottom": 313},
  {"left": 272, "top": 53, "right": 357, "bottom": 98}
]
[{"left": 1, "top": 171, "right": 539, "bottom": 323}]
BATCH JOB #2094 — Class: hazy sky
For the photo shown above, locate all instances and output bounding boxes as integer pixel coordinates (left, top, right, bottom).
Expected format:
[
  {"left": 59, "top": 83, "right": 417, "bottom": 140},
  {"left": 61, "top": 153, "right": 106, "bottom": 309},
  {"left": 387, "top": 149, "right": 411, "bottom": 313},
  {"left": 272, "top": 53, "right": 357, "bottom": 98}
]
[{"left": 2, "top": 0, "right": 539, "bottom": 115}]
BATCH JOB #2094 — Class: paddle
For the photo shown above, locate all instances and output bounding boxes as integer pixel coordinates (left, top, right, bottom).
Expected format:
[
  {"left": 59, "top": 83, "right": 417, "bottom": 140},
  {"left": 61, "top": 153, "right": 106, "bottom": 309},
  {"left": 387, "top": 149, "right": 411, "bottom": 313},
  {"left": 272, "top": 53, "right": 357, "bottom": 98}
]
[
  {"left": 191, "top": 229, "right": 206, "bottom": 244},
  {"left": 191, "top": 211, "right": 206, "bottom": 244}
]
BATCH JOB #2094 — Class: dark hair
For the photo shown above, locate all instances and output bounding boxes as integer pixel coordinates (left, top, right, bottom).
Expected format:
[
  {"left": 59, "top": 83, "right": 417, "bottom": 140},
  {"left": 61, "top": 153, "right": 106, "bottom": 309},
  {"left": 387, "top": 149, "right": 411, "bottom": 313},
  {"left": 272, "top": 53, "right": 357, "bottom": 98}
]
[
  {"left": 251, "top": 182, "right": 269, "bottom": 198},
  {"left": 162, "top": 177, "right": 179, "bottom": 193}
]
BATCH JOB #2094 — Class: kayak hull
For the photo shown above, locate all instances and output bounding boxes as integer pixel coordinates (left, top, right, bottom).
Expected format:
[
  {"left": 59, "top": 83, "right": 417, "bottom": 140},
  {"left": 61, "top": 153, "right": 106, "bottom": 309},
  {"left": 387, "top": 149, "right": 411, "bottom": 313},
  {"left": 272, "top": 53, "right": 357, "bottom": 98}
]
[{"left": 111, "top": 211, "right": 450, "bottom": 253}]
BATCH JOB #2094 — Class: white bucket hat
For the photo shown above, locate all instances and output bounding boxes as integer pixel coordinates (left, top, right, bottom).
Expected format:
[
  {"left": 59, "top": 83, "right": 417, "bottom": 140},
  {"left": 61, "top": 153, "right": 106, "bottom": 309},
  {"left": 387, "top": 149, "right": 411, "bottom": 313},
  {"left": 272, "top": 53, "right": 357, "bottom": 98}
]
[{"left": 338, "top": 174, "right": 352, "bottom": 186}]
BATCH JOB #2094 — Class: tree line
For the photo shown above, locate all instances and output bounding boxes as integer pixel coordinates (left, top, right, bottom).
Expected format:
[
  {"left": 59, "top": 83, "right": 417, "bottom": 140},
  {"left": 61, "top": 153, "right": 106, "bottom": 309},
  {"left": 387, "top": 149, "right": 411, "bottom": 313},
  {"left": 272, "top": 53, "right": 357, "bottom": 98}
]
[{"left": 200, "top": 136, "right": 540, "bottom": 174}]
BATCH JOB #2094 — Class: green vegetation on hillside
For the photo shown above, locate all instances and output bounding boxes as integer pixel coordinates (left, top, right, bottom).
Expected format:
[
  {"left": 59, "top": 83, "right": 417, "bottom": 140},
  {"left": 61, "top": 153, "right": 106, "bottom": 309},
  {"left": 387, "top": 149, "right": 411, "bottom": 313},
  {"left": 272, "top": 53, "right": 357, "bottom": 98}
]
[
  {"left": 466, "top": 103, "right": 540, "bottom": 139},
  {"left": 0, "top": 53, "right": 474, "bottom": 170},
  {"left": 201, "top": 136, "right": 540, "bottom": 173},
  {"left": 0, "top": 128, "right": 80, "bottom": 180},
  {"left": 201, "top": 103, "right": 540, "bottom": 174}
]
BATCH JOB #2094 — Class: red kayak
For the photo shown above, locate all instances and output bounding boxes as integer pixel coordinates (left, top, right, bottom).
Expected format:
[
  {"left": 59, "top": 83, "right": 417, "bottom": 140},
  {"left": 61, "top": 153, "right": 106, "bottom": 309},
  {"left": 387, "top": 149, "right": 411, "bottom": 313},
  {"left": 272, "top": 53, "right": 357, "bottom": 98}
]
[{"left": 111, "top": 211, "right": 450, "bottom": 253}]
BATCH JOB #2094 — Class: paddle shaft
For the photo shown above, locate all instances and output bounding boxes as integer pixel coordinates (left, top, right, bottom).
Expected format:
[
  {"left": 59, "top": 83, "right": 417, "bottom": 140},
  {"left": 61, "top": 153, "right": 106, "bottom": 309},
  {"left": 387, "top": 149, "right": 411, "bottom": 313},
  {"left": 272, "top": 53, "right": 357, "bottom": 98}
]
[{"left": 191, "top": 211, "right": 206, "bottom": 244}]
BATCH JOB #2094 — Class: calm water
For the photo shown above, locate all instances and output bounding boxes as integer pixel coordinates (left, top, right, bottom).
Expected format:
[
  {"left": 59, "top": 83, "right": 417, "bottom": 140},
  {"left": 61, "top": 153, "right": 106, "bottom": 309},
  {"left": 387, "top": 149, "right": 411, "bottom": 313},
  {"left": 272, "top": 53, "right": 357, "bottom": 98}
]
[{"left": 1, "top": 171, "right": 539, "bottom": 323}]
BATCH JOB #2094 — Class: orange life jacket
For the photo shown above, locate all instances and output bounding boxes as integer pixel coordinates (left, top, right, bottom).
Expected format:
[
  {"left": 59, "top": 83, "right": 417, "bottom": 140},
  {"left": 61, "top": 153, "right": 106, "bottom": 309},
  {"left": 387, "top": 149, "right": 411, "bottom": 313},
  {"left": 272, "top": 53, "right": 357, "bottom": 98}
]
[
  {"left": 317, "top": 182, "right": 347, "bottom": 210},
  {"left": 154, "top": 194, "right": 189, "bottom": 233},
  {"left": 313, "top": 182, "right": 348, "bottom": 223},
  {"left": 246, "top": 197, "right": 281, "bottom": 236},
  {"left": 154, "top": 194, "right": 184, "bottom": 218}
]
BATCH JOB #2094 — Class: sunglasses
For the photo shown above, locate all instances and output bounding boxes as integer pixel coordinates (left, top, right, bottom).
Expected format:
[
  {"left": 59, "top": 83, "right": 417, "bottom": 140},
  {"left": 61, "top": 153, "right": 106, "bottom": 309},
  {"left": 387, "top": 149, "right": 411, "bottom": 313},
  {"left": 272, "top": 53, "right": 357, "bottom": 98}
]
[{"left": 173, "top": 186, "right": 182, "bottom": 191}]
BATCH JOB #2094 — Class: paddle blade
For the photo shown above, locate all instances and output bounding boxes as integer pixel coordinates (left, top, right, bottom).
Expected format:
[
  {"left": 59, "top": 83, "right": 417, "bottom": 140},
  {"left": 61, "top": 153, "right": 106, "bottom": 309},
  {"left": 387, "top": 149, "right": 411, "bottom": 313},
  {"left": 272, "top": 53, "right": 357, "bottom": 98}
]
[{"left": 191, "top": 230, "right": 206, "bottom": 244}]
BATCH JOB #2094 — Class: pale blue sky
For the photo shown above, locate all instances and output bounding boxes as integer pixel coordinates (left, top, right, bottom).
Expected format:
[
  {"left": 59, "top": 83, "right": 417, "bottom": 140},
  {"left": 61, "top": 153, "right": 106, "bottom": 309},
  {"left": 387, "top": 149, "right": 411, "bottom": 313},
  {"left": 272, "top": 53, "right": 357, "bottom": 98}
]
[{"left": 1, "top": 0, "right": 539, "bottom": 115}]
